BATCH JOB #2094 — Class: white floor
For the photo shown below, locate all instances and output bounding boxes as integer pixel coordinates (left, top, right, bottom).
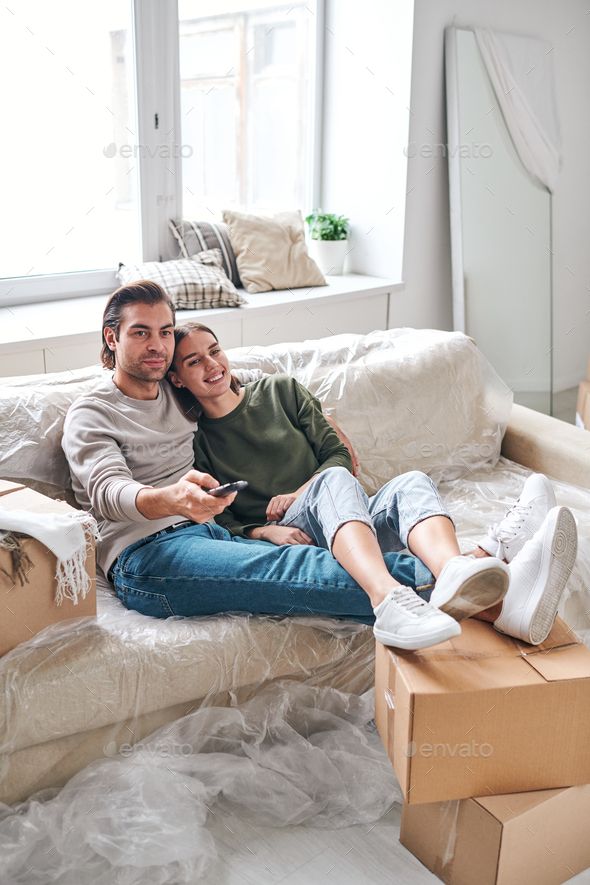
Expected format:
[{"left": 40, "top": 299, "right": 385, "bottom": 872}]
[
  {"left": 200, "top": 801, "right": 590, "bottom": 884},
  {"left": 201, "top": 802, "right": 432, "bottom": 884}
]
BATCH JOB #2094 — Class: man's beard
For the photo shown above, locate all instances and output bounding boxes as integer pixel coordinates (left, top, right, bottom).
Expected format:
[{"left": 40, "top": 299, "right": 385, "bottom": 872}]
[{"left": 123, "top": 355, "right": 171, "bottom": 382}]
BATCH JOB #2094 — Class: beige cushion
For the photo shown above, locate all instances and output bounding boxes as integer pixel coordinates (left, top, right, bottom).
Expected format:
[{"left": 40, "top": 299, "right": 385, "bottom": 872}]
[{"left": 222, "top": 209, "right": 326, "bottom": 293}]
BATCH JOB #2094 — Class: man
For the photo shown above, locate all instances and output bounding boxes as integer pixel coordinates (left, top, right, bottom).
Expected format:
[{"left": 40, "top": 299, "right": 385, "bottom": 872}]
[{"left": 62, "top": 282, "right": 577, "bottom": 650}]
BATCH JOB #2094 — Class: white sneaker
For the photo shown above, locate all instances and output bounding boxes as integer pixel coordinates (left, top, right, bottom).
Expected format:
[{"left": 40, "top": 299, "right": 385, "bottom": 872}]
[
  {"left": 429, "top": 555, "right": 510, "bottom": 620},
  {"left": 480, "top": 473, "right": 556, "bottom": 563},
  {"left": 373, "top": 585, "right": 461, "bottom": 650},
  {"left": 494, "top": 506, "right": 578, "bottom": 645}
]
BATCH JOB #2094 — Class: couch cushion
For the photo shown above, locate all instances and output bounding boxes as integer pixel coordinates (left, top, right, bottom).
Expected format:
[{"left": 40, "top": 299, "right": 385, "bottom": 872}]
[
  {"left": 222, "top": 209, "right": 326, "bottom": 293},
  {"left": 116, "top": 250, "right": 246, "bottom": 310},
  {"left": 226, "top": 328, "right": 513, "bottom": 487}
]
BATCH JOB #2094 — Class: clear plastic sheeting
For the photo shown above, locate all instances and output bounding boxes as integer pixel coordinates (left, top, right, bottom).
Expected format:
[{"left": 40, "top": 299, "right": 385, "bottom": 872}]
[
  {"left": 0, "top": 328, "right": 512, "bottom": 498},
  {"left": 0, "top": 606, "right": 375, "bottom": 806},
  {"left": 0, "top": 327, "right": 589, "bottom": 881},
  {"left": 0, "top": 681, "right": 398, "bottom": 884}
]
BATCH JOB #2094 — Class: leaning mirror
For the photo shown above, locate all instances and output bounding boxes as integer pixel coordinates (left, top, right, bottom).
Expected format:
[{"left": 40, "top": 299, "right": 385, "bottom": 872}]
[{"left": 445, "top": 26, "right": 561, "bottom": 416}]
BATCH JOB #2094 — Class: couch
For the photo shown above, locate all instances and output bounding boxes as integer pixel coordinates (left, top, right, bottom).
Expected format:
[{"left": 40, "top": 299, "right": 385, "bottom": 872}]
[{"left": 1, "top": 327, "right": 589, "bottom": 806}]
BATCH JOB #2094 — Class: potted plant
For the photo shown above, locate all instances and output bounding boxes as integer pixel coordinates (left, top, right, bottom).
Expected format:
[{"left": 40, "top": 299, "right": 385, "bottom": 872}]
[{"left": 305, "top": 210, "right": 350, "bottom": 275}]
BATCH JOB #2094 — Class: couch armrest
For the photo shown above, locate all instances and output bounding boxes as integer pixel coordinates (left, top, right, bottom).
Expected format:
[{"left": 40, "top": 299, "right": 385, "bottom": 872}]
[{"left": 501, "top": 403, "right": 590, "bottom": 490}]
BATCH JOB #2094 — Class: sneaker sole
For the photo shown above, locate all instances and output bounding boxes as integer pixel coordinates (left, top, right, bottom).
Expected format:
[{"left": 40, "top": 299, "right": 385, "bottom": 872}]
[
  {"left": 437, "top": 567, "right": 510, "bottom": 621},
  {"left": 522, "top": 507, "right": 577, "bottom": 645},
  {"left": 373, "top": 619, "right": 461, "bottom": 651}
]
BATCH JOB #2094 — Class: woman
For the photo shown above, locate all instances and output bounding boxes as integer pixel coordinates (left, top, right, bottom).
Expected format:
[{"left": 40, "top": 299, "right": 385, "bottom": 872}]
[{"left": 167, "top": 322, "right": 512, "bottom": 650}]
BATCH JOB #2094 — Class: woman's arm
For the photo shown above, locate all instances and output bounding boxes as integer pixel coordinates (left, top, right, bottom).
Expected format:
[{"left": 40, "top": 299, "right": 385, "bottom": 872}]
[
  {"left": 263, "top": 381, "right": 353, "bottom": 523},
  {"left": 294, "top": 381, "right": 353, "bottom": 476}
]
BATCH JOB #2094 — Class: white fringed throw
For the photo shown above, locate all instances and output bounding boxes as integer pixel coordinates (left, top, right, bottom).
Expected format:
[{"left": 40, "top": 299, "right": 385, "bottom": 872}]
[{"left": 0, "top": 509, "right": 99, "bottom": 605}]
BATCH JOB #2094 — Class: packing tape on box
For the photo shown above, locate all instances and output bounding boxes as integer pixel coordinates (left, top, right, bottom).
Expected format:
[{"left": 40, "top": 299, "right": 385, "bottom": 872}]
[
  {"left": 390, "top": 641, "right": 578, "bottom": 664},
  {"left": 435, "top": 799, "right": 461, "bottom": 880},
  {"left": 384, "top": 687, "right": 395, "bottom": 711}
]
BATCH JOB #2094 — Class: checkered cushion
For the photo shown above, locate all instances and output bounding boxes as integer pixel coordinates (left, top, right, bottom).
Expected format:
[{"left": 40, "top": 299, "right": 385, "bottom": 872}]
[
  {"left": 169, "top": 219, "right": 242, "bottom": 287},
  {"left": 116, "top": 249, "right": 246, "bottom": 310}
]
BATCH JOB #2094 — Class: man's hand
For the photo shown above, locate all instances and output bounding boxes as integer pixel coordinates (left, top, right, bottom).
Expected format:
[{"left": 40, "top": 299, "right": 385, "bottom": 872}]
[
  {"left": 248, "top": 525, "right": 314, "bottom": 546},
  {"left": 136, "top": 470, "right": 236, "bottom": 522},
  {"left": 325, "top": 416, "right": 360, "bottom": 476},
  {"left": 266, "top": 493, "right": 298, "bottom": 522}
]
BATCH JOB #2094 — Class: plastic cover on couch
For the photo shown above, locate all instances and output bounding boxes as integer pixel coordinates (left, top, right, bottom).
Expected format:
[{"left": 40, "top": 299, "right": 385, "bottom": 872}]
[
  {"left": 0, "top": 328, "right": 513, "bottom": 495},
  {"left": 1, "top": 328, "right": 589, "bottom": 882}
]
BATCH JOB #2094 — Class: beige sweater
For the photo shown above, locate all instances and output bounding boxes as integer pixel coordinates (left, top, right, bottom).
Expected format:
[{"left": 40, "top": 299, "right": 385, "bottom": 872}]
[{"left": 62, "top": 376, "right": 195, "bottom": 576}]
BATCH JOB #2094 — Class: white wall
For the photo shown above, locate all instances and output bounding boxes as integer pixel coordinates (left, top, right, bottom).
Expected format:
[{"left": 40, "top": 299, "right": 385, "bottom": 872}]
[
  {"left": 400, "top": 0, "right": 590, "bottom": 390},
  {"left": 321, "top": 0, "right": 414, "bottom": 281}
]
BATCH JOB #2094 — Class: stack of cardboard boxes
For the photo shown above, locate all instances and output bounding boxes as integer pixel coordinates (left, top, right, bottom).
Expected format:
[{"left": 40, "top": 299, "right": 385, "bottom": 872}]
[
  {"left": 576, "top": 362, "right": 590, "bottom": 430},
  {"left": 375, "top": 618, "right": 590, "bottom": 884}
]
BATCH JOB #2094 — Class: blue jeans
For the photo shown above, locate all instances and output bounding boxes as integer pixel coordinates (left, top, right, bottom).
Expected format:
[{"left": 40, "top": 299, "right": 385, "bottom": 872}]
[
  {"left": 109, "top": 471, "right": 447, "bottom": 624},
  {"left": 111, "top": 469, "right": 445, "bottom": 624},
  {"left": 279, "top": 467, "right": 451, "bottom": 554}
]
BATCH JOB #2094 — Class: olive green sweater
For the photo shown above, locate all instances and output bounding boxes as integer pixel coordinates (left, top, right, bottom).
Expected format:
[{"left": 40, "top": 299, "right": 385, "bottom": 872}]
[{"left": 193, "top": 375, "right": 352, "bottom": 536}]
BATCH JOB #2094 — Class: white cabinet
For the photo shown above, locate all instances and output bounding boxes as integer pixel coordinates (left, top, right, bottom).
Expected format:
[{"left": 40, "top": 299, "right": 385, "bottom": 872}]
[
  {"left": 0, "top": 348, "right": 45, "bottom": 377},
  {"left": 44, "top": 336, "right": 102, "bottom": 373},
  {"left": 175, "top": 309, "right": 242, "bottom": 350},
  {"left": 242, "top": 292, "right": 388, "bottom": 346},
  {"left": 0, "top": 277, "right": 399, "bottom": 376}
]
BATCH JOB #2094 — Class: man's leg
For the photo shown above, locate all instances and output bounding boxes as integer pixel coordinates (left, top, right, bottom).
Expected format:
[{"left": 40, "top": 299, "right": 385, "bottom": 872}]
[{"left": 110, "top": 520, "right": 434, "bottom": 626}]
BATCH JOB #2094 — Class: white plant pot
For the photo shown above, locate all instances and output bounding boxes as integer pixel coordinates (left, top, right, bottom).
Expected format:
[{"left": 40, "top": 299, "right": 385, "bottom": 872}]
[{"left": 308, "top": 239, "right": 349, "bottom": 275}]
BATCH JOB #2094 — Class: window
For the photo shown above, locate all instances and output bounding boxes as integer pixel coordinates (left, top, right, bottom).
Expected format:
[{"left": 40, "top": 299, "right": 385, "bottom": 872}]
[
  {"left": 178, "top": 1, "right": 318, "bottom": 217},
  {"left": 0, "top": 0, "right": 322, "bottom": 306},
  {"left": 0, "top": 1, "right": 141, "bottom": 280}
]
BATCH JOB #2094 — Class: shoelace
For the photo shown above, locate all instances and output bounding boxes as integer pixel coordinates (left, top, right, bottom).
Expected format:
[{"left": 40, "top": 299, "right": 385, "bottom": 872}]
[
  {"left": 489, "top": 502, "right": 532, "bottom": 543},
  {"left": 390, "top": 585, "right": 431, "bottom": 615}
]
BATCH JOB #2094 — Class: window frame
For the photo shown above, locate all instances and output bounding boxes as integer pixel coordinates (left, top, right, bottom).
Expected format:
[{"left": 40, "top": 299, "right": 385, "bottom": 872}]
[{"left": 0, "top": 0, "right": 323, "bottom": 309}]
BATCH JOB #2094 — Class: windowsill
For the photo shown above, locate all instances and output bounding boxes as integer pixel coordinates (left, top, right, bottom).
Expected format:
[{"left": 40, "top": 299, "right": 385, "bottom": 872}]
[{"left": 0, "top": 274, "right": 403, "bottom": 351}]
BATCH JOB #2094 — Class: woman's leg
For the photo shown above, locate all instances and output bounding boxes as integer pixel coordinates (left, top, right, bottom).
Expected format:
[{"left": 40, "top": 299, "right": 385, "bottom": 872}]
[
  {"left": 367, "top": 471, "right": 509, "bottom": 619},
  {"left": 280, "top": 467, "right": 440, "bottom": 607}
]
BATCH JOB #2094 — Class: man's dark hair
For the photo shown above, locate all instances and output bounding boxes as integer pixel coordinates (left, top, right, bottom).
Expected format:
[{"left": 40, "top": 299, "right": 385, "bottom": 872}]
[{"left": 101, "top": 280, "right": 176, "bottom": 369}]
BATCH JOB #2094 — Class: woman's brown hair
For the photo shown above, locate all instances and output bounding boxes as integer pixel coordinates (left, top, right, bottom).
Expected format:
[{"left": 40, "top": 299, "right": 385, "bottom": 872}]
[{"left": 169, "top": 321, "right": 241, "bottom": 420}]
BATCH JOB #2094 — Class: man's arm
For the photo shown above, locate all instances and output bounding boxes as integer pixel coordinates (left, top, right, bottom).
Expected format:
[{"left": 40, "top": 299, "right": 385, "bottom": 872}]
[
  {"left": 63, "top": 403, "right": 234, "bottom": 524},
  {"left": 136, "top": 470, "right": 236, "bottom": 523},
  {"left": 324, "top": 414, "right": 360, "bottom": 477}
]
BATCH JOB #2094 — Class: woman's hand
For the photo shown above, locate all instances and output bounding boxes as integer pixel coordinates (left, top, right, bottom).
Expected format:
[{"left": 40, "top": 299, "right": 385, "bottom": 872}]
[
  {"left": 250, "top": 525, "right": 314, "bottom": 546},
  {"left": 266, "top": 494, "right": 298, "bottom": 522}
]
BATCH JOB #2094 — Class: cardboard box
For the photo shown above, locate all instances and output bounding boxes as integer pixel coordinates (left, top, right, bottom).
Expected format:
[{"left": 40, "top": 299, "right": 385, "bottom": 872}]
[
  {"left": 576, "top": 380, "right": 590, "bottom": 430},
  {"left": 400, "top": 784, "right": 590, "bottom": 885},
  {"left": 375, "top": 618, "right": 590, "bottom": 804},
  {"left": 0, "top": 480, "right": 96, "bottom": 656}
]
